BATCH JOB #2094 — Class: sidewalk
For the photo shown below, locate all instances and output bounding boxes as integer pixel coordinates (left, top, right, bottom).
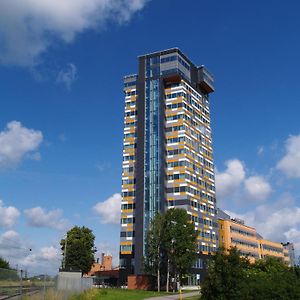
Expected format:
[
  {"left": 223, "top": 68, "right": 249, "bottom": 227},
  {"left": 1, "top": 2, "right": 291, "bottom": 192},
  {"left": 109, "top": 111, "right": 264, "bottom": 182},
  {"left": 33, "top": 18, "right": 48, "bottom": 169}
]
[{"left": 143, "top": 291, "right": 200, "bottom": 300}]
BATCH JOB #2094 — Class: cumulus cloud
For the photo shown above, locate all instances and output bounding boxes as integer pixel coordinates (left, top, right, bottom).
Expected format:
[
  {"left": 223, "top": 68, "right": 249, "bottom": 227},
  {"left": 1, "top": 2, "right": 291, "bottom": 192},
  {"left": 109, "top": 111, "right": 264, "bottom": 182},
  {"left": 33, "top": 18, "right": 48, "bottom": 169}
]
[
  {"left": 216, "top": 159, "right": 272, "bottom": 203},
  {"left": 244, "top": 176, "right": 272, "bottom": 202},
  {"left": 93, "top": 193, "right": 121, "bottom": 224},
  {"left": 23, "top": 246, "right": 61, "bottom": 265},
  {"left": 0, "top": 230, "right": 32, "bottom": 261},
  {"left": 24, "top": 207, "right": 70, "bottom": 230},
  {"left": 215, "top": 159, "right": 245, "bottom": 198},
  {"left": 57, "top": 63, "right": 77, "bottom": 89},
  {"left": 0, "top": 200, "right": 20, "bottom": 227},
  {"left": 0, "top": 229, "right": 61, "bottom": 274},
  {"left": 0, "top": 121, "right": 43, "bottom": 169},
  {"left": 0, "top": 0, "right": 149, "bottom": 67},
  {"left": 226, "top": 196, "right": 300, "bottom": 258},
  {"left": 277, "top": 134, "right": 300, "bottom": 178}
]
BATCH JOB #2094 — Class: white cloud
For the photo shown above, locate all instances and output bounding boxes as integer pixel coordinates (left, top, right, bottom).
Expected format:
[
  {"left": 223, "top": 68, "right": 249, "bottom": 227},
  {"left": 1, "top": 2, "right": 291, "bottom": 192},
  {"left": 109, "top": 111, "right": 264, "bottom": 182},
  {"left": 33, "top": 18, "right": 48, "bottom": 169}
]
[
  {"left": 57, "top": 63, "right": 77, "bottom": 89},
  {"left": 277, "top": 134, "right": 300, "bottom": 178},
  {"left": 226, "top": 196, "right": 300, "bottom": 258},
  {"left": 0, "top": 230, "right": 61, "bottom": 274},
  {"left": 0, "top": 230, "right": 32, "bottom": 261},
  {"left": 0, "top": 200, "right": 20, "bottom": 227},
  {"left": 93, "top": 193, "right": 121, "bottom": 224},
  {"left": 24, "top": 246, "right": 61, "bottom": 265},
  {"left": 0, "top": 0, "right": 149, "bottom": 67},
  {"left": 0, "top": 121, "right": 43, "bottom": 169},
  {"left": 244, "top": 176, "right": 272, "bottom": 201},
  {"left": 215, "top": 159, "right": 245, "bottom": 199},
  {"left": 24, "top": 207, "right": 70, "bottom": 230}
]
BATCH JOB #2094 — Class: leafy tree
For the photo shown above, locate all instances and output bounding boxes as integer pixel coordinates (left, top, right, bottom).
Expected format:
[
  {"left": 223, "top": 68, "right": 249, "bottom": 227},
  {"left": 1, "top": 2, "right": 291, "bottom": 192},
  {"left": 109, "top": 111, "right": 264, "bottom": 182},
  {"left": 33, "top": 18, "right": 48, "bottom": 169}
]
[
  {"left": 60, "top": 226, "right": 96, "bottom": 274},
  {"left": 163, "top": 208, "right": 197, "bottom": 291},
  {"left": 144, "top": 208, "right": 197, "bottom": 292},
  {"left": 144, "top": 213, "right": 164, "bottom": 292},
  {"left": 201, "top": 247, "right": 250, "bottom": 300},
  {"left": 0, "top": 257, "right": 10, "bottom": 269},
  {"left": 201, "top": 248, "right": 300, "bottom": 300}
]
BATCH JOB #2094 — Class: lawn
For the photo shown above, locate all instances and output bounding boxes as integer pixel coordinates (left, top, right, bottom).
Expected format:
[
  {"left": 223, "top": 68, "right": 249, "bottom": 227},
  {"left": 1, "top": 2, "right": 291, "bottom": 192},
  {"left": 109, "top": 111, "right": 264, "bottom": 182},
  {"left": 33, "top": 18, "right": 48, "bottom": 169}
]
[{"left": 70, "top": 288, "right": 169, "bottom": 300}]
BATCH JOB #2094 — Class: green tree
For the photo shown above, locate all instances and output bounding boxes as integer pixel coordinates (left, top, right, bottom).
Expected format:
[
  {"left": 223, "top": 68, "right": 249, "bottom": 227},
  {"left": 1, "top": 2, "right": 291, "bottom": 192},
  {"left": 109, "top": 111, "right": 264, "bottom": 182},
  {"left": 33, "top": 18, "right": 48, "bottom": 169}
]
[
  {"left": 60, "top": 226, "right": 96, "bottom": 274},
  {"left": 201, "top": 249, "right": 300, "bottom": 300},
  {"left": 0, "top": 257, "right": 10, "bottom": 269},
  {"left": 163, "top": 208, "right": 197, "bottom": 291},
  {"left": 144, "top": 208, "right": 197, "bottom": 292},
  {"left": 201, "top": 247, "right": 250, "bottom": 300},
  {"left": 144, "top": 213, "right": 164, "bottom": 292}
]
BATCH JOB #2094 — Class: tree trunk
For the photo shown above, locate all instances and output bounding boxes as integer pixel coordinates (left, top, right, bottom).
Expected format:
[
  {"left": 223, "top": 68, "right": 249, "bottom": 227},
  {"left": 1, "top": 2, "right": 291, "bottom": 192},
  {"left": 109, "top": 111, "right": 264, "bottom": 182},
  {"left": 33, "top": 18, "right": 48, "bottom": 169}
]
[
  {"left": 166, "top": 258, "right": 170, "bottom": 293},
  {"left": 157, "top": 267, "right": 160, "bottom": 292}
]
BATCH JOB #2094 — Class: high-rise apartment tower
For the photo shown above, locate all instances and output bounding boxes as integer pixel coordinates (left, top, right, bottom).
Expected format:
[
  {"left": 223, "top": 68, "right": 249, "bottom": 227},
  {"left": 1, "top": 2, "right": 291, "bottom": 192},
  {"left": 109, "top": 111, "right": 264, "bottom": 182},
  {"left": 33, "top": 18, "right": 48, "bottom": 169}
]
[{"left": 120, "top": 48, "right": 218, "bottom": 283}]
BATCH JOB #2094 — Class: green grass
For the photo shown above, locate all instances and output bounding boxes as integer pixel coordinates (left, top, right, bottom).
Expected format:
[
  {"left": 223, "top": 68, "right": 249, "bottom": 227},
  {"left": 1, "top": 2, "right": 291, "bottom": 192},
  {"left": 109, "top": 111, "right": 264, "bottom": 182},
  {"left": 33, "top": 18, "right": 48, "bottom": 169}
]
[
  {"left": 184, "top": 296, "right": 201, "bottom": 300},
  {"left": 70, "top": 288, "right": 169, "bottom": 300}
]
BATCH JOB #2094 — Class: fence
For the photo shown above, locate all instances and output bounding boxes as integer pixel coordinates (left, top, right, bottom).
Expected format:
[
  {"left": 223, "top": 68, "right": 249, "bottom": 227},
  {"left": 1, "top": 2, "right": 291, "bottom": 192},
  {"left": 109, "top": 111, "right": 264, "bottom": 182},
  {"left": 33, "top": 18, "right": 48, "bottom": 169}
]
[{"left": 0, "top": 268, "right": 93, "bottom": 299}]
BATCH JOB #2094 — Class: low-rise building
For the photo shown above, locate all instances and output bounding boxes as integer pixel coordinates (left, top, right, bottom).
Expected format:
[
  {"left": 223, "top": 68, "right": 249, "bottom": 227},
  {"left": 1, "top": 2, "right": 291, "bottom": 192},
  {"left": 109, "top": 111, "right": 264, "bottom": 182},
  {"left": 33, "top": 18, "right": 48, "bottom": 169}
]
[
  {"left": 218, "top": 209, "right": 294, "bottom": 266},
  {"left": 87, "top": 253, "right": 112, "bottom": 276}
]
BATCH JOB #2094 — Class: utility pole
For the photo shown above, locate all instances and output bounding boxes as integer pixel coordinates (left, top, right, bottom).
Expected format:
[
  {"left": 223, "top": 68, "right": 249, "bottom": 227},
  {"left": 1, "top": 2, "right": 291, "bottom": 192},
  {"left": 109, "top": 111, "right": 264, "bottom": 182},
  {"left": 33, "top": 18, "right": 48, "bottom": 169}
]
[{"left": 63, "top": 234, "right": 67, "bottom": 269}]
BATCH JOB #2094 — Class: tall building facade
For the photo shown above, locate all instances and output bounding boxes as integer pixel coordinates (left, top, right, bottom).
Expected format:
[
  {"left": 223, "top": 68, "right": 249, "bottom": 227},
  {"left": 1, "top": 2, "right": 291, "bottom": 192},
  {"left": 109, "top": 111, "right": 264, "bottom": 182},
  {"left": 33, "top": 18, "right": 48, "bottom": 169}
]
[{"left": 120, "top": 48, "right": 218, "bottom": 282}]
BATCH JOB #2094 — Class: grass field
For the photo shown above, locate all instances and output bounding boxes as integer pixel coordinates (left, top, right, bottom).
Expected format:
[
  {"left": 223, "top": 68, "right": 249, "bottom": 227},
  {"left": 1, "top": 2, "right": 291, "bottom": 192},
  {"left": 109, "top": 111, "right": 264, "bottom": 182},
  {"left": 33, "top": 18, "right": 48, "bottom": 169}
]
[{"left": 69, "top": 288, "right": 169, "bottom": 300}]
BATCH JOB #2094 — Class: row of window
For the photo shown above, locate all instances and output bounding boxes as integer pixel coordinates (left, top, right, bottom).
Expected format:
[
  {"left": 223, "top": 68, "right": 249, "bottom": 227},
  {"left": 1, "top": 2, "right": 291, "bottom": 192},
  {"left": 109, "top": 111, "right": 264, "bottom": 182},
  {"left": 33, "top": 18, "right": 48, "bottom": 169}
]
[
  {"left": 120, "top": 245, "right": 132, "bottom": 252},
  {"left": 125, "top": 100, "right": 136, "bottom": 108},
  {"left": 122, "top": 191, "right": 135, "bottom": 198},
  {"left": 122, "top": 166, "right": 134, "bottom": 173},
  {"left": 123, "top": 143, "right": 136, "bottom": 150},
  {"left": 124, "top": 132, "right": 137, "bottom": 139},
  {"left": 166, "top": 123, "right": 211, "bottom": 148},
  {"left": 231, "top": 238, "right": 258, "bottom": 249},
  {"left": 182, "top": 82, "right": 209, "bottom": 108},
  {"left": 165, "top": 91, "right": 186, "bottom": 100},
  {"left": 199, "top": 231, "right": 217, "bottom": 240},
  {"left": 166, "top": 146, "right": 213, "bottom": 170},
  {"left": 125, "top": 110, "right": 137, "bottom": 117},
  {"left": 261, "top": 244, "right": 283, "bottom": 253},
  {"left": 190, "top": 215, "right": 217, "bottom": 227},
  {"left": 124, "top": 81, "right": 136, "bottom": 88},
  {"left": 230, "top": 226, "right": 256, "bottom": 237},
  {"left": 125, "top": 90, "right": 137, "bottom": 96},
  {"left": 121, "top": 203, "right": 135, "bottom": 210},
  {"left": 121, "top": 217, "right": 135, "bottom": 224},
  {"left": 190, "top": 201, "right": 217, "bottom": 214},
  {"left": 120, "top": 231, "right": 135, "bottom": 237},
  {"left": 185, "top": 92, "right": 209, "bottom": 117},
  {"left": 122, "top": 178, "right": 136, "bottom": 185},
  {"left": 166, "top": 160, "right": 215, "bottom": 184},
  {"left": 240, "top": 251, "right": 259, "bottom": 258},
  {"left": 183, "top": 114, "right": 211, "bottom": 140},
  {"left": 199, "top": 244, "right": 216, "bottom": 253},
  {"left": 160, "top": 55, "right": 190, "bottom": 71},
  {"left": 124, "top": 120, "right": 137, "bottom": 127},
  {"left": 123, "top": 155, "right": 135, "bottom": 161}
]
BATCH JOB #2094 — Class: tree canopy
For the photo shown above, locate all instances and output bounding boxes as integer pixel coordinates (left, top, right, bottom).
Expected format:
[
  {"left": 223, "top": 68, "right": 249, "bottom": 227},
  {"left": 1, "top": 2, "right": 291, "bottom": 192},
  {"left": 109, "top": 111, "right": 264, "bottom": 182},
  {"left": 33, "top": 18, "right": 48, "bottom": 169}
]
[
  {"left": 60, "top": 226, "right": 96, "bottom": 274},
  {"left": 0, "top": 257, "right": 10, "bottom": 269},
  {"left": 201, "top": 247, "right": 300, "bottom": 300},
  {"left": 144, "top": 208, "right": 197, "bottom": 291}
]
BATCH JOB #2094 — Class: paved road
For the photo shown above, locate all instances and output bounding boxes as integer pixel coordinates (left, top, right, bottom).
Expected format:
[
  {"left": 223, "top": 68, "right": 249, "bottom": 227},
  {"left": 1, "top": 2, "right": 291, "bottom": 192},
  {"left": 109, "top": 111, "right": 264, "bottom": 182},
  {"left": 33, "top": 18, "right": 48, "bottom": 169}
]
[{"left": 144, "top": 291, "right": 200, "bottom": 300}]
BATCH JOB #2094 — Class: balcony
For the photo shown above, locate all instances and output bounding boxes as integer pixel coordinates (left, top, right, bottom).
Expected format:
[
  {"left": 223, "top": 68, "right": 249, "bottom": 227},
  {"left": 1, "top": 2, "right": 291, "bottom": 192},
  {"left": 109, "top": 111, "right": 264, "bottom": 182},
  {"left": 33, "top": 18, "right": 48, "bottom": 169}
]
[{"left": 198, "top": 66, "right": 214, "bottom": 93}]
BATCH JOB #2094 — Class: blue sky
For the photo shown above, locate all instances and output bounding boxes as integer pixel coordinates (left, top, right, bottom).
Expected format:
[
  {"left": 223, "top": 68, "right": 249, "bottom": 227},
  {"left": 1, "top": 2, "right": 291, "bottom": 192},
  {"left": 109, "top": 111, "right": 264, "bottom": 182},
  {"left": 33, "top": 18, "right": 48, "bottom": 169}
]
[{"left": 0, "top": 0, "right": 300, "bottom": 274}]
